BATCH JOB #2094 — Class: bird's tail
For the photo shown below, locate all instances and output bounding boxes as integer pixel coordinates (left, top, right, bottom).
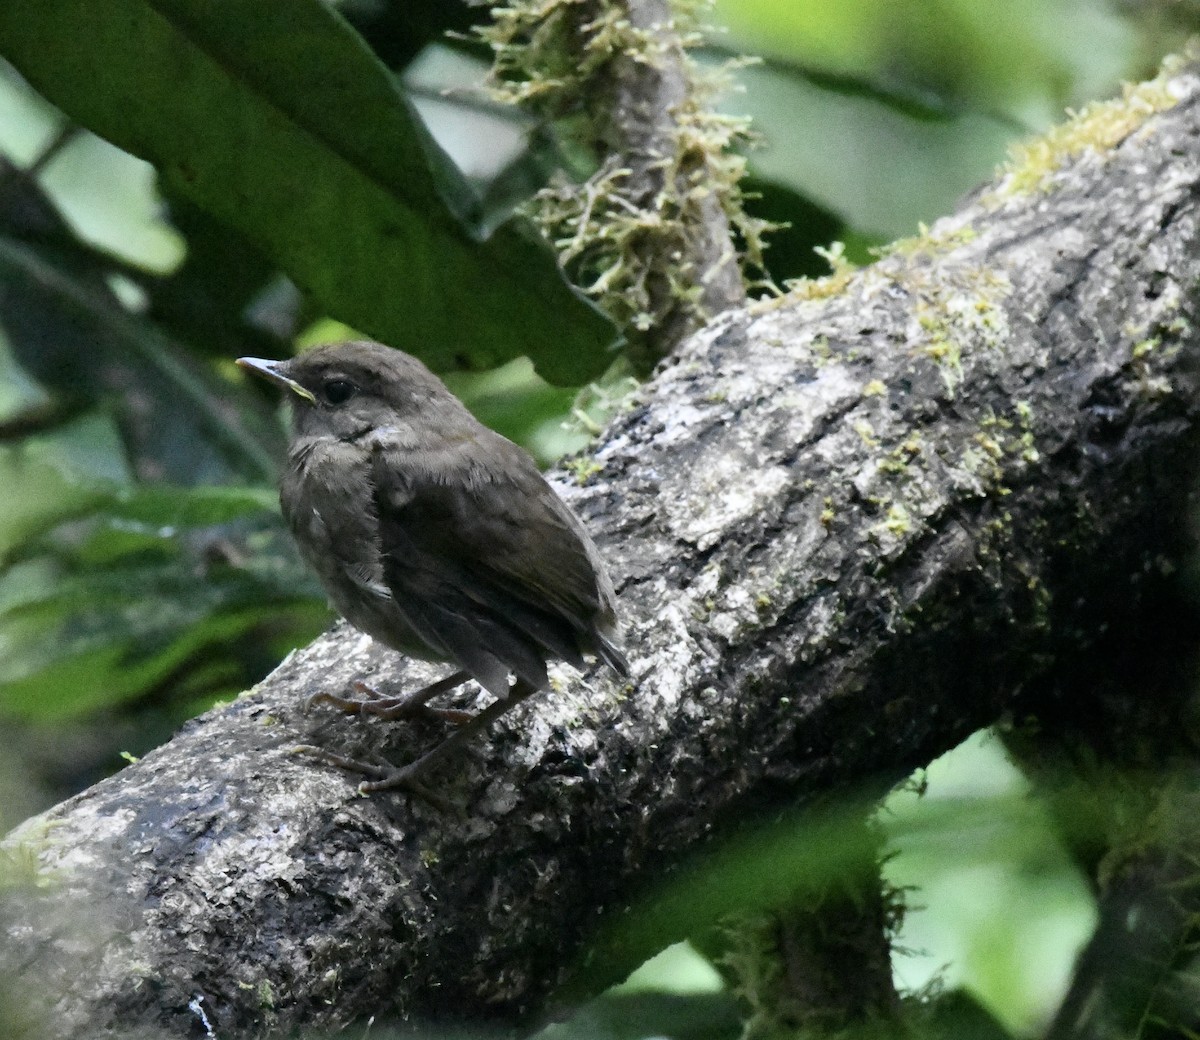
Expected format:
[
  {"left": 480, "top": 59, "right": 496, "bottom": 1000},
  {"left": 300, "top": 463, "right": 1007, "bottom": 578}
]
[{"left": 597, "top": 634, "right": 630, "bottom": 678}]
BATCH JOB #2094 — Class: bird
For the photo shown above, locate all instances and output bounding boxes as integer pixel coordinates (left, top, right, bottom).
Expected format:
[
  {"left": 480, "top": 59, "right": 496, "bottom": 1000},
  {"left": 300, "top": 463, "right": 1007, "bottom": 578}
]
[{"left": 236, "top": 341, "right": 628, "bottom": 793}]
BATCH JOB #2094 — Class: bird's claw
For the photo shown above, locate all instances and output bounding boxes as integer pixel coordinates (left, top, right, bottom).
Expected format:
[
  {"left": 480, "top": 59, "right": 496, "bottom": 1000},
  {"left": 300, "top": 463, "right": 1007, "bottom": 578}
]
[
  {"left": 304, "top": 690, "right": 366, "bottom": 715},
  {"left": 292, "top": 743, "right": 455, "bottom": 810},
  {"left": 306, "top": 679, "right": 476, "bottom": 724}
]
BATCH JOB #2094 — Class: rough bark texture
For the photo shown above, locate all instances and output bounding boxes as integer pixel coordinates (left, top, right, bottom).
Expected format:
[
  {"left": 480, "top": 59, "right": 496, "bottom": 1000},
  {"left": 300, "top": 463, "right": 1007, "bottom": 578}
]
[{"left": 6, "top": 62, "right": 1200, "bottom": 1040}]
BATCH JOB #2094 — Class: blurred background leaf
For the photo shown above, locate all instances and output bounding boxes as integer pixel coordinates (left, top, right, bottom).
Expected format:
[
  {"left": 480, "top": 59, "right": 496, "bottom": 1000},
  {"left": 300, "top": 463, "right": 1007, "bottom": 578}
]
[{"left": 0, "top": 0, "right": 1197, "bottom": 1037}]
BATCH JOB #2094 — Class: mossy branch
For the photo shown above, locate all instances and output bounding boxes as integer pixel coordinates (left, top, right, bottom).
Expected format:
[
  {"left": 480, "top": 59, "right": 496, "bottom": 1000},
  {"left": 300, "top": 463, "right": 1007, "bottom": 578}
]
[
  {"left": 5, "top": 55, "right": 1200, "bottom": 1040},
  {"left": 478, "top": 0, "right": 761, "bottom": 362}
]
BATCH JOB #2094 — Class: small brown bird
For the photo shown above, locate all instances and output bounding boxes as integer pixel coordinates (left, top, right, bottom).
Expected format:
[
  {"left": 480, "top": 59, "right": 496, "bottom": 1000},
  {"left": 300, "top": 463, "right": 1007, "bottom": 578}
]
[{"left": 237, "top": 341, "right": 627, "bottom": 793}]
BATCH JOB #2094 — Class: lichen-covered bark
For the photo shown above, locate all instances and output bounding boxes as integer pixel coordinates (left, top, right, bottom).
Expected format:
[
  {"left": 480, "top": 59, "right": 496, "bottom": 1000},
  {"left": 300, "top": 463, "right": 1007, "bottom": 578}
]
[
  {"left": 483, "top": 0, "right": 752, "bottom": 357},
  {"left": 5, "top": 62, "right": 1200, "bottom": 1040},
  {"left": 602, "top": 0, "right": 747, "bottom": 346}
]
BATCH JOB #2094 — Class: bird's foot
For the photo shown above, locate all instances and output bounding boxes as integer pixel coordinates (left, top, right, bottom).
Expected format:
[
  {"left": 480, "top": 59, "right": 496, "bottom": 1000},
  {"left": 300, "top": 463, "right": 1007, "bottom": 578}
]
[
  {"left": 305, "top": 670, "right": 474, "bottom": 724},
  {"left": 291, "top": 744, "right": 455, "bottom": 809},
  {"left": 295, "top": 679, "right": 538, "bottom": 802}
]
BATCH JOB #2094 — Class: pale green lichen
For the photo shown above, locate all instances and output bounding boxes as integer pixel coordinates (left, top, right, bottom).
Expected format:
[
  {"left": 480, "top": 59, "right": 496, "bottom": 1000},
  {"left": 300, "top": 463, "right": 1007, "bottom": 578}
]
[
  {"left": 779, "top": 240, "right": 857, "bottom": 303},
  {"left": 990, "top": 50, "right": 1189, "bottom": 200},
  {"left": 477, "top": 0, "right": 770, "bottom": 341},
  {"left": 562, "top": 455, "right": 605, "bottom": 484}
]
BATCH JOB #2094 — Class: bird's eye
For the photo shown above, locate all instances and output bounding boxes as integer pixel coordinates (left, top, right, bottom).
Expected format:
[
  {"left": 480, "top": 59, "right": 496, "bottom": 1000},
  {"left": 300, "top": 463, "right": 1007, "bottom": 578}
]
[{"left": 322, "top": 379, "right": 358, "bottom": 405}]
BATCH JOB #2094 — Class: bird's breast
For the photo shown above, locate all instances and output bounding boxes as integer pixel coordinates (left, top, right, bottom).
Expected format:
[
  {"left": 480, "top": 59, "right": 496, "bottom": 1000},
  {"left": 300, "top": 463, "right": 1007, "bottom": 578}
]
[{"left": 281, "top": 438, "right": 381, "bottom": 584}]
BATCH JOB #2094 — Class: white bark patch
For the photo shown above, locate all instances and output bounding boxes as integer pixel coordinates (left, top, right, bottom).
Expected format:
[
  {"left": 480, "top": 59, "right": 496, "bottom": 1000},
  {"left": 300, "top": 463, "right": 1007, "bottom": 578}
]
[{"left": 673, "top": 462, "right": 791, "bottom": 551}]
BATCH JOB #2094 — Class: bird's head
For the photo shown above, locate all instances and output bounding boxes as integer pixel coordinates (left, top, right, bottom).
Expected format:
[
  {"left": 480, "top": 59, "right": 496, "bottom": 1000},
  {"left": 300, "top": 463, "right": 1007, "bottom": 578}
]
[{"left": 237, "top": 341, "right": 464, "bottom": 445}]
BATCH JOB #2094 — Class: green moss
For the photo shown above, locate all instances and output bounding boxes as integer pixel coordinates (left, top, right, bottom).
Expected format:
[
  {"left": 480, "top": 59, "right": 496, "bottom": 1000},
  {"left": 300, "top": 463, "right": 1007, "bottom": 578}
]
[
  {"left": 922, "top": 338, "right": 962, "bottom": 393},
  {"left": 882, "top": 503, "right": 911, "bottom": 537},
  {"left": 876, "top": 220, "right": 978, "bottom": 260},
  {"left": 479, "top": 0, "right": 770, "bottom": 342},
  {"left": 563, "top": 456, "right": 604, "bottom": 484},
  {"left": 0, "top": 820, "right": 61, "bottom": 891},
  {"left": 878, "top": 436, "right": 921, "bottom": 476},
  {"left": 990, "top": 51, "right": 1186, "bottom": 200},
  {"left": 974, "top": 432, "right": 1005, "bottom": 461},
  {"left": 854, "top": 420, "right": 880, "bottom": 448},
  {"left": 783, "top": 240, "right": 857, "bottom": 302},
  {"left": 901, "top": 264, "right": 1013, "bottom": 397}
]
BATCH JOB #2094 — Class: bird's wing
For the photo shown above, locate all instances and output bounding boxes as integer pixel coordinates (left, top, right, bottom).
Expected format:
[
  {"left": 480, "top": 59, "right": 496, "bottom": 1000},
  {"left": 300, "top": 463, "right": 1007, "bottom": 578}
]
[{"left": 369, "top": 431, "right": 615, "bottom": 695}]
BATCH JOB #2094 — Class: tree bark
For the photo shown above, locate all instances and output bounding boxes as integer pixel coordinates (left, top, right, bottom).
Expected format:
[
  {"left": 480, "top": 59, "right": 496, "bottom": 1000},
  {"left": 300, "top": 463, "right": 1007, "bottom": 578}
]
[
  {"left": 6, "top": 62, "right": 1200, "bottom": 1040},
  {"left": 604, "top": 0, "right": 747, "bottom": 347}
]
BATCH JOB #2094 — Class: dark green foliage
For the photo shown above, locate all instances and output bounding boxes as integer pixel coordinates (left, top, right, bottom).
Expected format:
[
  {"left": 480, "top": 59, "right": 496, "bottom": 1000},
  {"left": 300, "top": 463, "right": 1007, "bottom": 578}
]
[
  {"left": 0, "top": 0, "right": 616, "bottom": 384},
  {"left": 0, "top": 157, "right": 327, "bottom": 771},
  {"left": 0, "top": 2, "right": 1196, "bottom": 1037}
]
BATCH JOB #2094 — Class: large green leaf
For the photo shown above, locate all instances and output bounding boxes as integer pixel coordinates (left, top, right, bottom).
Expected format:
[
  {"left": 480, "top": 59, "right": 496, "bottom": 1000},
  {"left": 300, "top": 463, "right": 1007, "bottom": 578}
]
[{"left": 0, "top": 0, "right": 616, "bottom": 384}]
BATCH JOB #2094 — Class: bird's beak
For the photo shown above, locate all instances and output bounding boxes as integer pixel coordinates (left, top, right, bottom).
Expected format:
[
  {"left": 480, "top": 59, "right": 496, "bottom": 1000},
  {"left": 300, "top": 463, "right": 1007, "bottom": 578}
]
[{"left": 236, "top": 357, "right": 317, "bottom": 403}]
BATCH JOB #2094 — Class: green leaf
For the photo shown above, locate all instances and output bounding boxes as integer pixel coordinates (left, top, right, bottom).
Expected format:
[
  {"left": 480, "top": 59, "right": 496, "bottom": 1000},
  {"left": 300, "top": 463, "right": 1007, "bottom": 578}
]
[
  {"left": 0, "top": 412, "right": 281, "bottom": 557},
  {"left": 722, "top": 59, "right": 1016, "bottom": 239},
  {"left": 561, "top": 797, "right": 884, "bottom": 1003},
  {"left": 739, "top": 174, "right": 846, "bottom": 285},
  {"left": 0, "top": 523, "right": 327, "bottom": 720},
  {"left": 0, "top": 234, "right": 285, "bottom": 484},
  {"left": 107, "top": 484, "right": 279, "bottom": 528},
  {"left": 0, "top": 418, "right": 125, "bottom": 557},
  {"left": 0, "top": 318, "right": 50, "bottom": 427},
  {"left": 0, "top": 0, "right": 617, "bottom": 384},
  {"left": 0, "top": 605, "right": 305, "bottom": 720}
]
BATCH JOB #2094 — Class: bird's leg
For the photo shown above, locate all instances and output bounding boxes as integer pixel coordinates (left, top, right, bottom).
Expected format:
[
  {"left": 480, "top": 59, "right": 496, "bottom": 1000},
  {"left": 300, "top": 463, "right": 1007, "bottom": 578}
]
[
  {"left": 359, "top": 678, "right": 538, "bottom": 793},
  {"left": 296, "top": 679, "right": 539, "bottom": 799},
  {"left": 291, "top": 746, "right": 455, "bottom": 811},
  {"left": 307, "top": 669, "right": 472, "bottom": 722}
]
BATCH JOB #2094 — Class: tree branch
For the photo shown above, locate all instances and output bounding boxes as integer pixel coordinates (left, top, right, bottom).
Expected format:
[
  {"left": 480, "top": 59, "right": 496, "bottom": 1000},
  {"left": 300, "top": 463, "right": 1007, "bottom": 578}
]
[
  {"left": 483, "top": 0, "right": 752, "bottom": 359},
  {"left": 602, "top": 0, "right": 747, "bottom": 345},
  {"left": 5, "top": 60, "right": 1200, "bottom": 1040}
]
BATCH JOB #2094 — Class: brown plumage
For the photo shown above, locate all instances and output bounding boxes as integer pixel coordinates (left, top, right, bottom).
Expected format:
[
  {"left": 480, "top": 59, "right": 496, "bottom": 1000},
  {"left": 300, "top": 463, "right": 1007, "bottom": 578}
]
[{"left": 237, "top": 341, "right": 627, "bottom": 793}]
